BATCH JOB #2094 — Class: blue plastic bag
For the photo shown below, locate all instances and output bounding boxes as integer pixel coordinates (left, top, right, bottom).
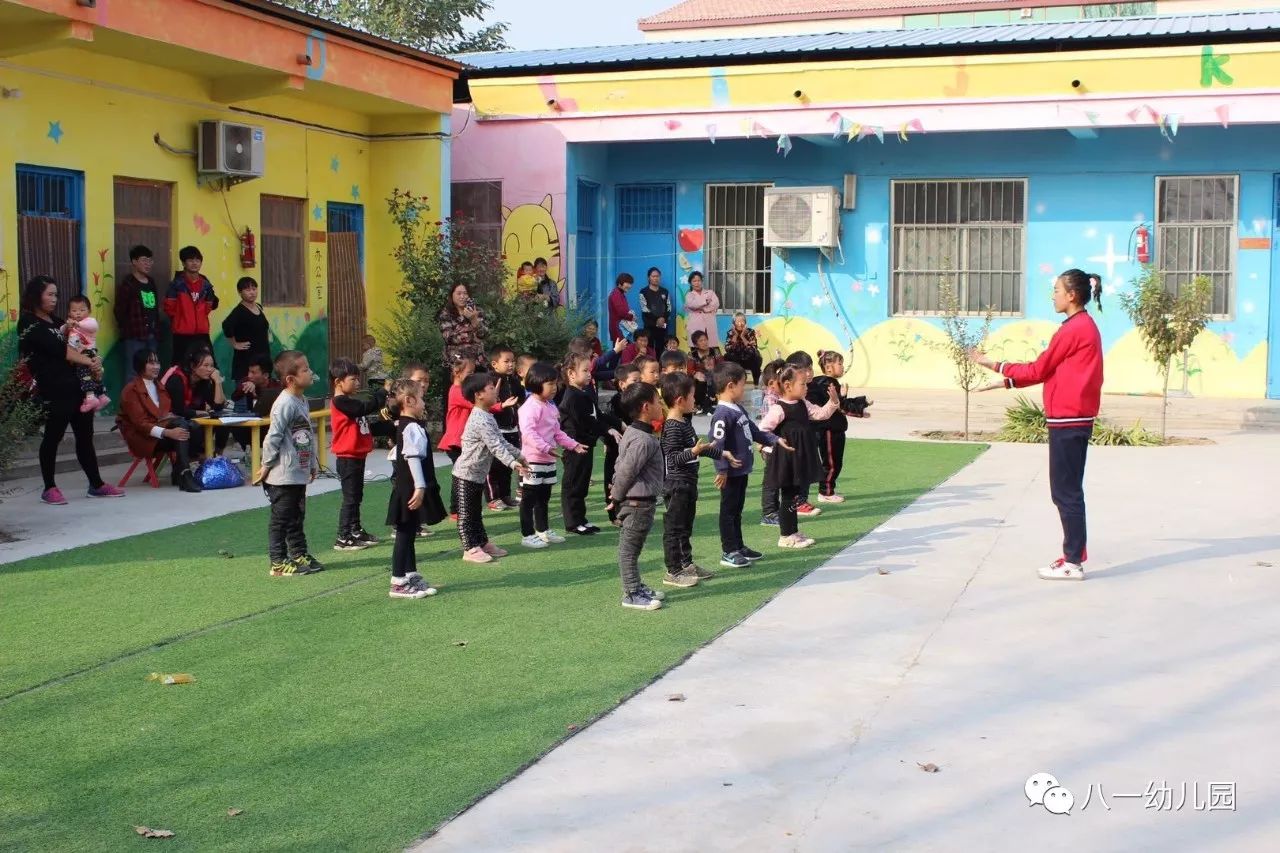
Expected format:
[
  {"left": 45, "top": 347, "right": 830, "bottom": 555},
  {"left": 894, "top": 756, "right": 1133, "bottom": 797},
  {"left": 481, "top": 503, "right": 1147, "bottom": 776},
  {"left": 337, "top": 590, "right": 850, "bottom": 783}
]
[{"left": 197, "top": 456, "right": 245, "bottom": 490}]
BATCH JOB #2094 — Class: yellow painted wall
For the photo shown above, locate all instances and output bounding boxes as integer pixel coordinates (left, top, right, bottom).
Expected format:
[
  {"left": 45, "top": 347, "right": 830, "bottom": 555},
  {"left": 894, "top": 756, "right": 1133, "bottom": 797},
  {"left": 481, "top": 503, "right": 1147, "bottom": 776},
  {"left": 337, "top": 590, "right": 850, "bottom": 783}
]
[{"left": 0, "top": 48, "right": 443, "bottom": 387}]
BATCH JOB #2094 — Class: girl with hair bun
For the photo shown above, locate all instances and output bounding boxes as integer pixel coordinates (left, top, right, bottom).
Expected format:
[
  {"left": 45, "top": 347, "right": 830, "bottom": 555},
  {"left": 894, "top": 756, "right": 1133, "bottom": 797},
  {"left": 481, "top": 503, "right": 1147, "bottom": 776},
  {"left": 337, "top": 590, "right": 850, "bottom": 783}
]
[{"left": 970, "top": 268, "right": 1104, "bottom": 582}]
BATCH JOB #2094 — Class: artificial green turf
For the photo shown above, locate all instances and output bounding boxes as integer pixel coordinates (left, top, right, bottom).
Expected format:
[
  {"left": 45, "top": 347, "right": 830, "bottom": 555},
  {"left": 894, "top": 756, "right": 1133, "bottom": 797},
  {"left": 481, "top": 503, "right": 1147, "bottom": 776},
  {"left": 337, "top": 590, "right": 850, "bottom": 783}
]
[{"left": 0, "top": 439, "right": 982, "bottom": 852}]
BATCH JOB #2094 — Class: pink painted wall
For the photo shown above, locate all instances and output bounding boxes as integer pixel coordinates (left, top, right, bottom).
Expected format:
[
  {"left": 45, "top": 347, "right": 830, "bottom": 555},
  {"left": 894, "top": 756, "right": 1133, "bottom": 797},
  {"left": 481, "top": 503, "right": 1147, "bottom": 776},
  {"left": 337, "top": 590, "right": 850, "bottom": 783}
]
[{"left": 451, "top": 107, "right": 570, "bottom": 299}]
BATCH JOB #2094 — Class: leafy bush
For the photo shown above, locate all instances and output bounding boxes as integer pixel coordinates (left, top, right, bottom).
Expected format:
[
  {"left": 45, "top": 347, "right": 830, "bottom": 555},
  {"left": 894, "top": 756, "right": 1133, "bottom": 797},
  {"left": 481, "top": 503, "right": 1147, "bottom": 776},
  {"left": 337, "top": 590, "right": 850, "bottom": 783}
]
[
  {"left": 997, "top": 395, "right": 1162, "bottom": 446},
  {"left": 383, "top": 189, "right": 587, "bottom": 390},
  {"left": 996, "top": 395, "right": 1049, "bottom": 444},
  {"left": 0, "top": 361, "right": 44, "bottom": 479}
]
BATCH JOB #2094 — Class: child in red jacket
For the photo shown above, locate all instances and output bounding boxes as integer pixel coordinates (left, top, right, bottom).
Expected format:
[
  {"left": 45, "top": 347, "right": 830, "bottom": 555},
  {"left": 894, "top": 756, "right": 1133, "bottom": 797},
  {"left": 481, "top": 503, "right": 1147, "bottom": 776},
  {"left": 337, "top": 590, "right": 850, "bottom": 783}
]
[
  {"left": 164, "top": 245, "right": 219, "bottom": 368},
  {"left": 330, "top": 358, "right": 388, "bottom": 551},
  {"left": 971, "top": 268, "right": 1104, "bottom": 582}
]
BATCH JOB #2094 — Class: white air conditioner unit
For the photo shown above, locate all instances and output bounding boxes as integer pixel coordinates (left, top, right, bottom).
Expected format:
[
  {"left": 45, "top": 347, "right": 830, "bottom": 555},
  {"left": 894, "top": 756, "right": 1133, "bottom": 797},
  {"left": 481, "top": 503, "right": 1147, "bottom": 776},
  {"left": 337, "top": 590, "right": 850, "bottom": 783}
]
[
  {"left": 763, "top": 186, "right": 840, "bottom": 249},
  {"left": 198, "top": 120, "right": 265, "bottom": 179}
]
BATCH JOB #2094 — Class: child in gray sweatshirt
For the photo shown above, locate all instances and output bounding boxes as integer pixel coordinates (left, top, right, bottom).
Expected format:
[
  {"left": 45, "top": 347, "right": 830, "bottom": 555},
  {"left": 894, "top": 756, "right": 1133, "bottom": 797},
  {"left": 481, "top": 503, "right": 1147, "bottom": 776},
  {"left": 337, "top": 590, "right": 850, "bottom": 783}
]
[
  {"left": 256, "top": 351, "right": 322, "bottom": 577},
  {"left": 453, "top": 372, "right": 529, "bottom": 563},
  {"left": 605, "top": 382, "right": 667, "bottom": 611}
]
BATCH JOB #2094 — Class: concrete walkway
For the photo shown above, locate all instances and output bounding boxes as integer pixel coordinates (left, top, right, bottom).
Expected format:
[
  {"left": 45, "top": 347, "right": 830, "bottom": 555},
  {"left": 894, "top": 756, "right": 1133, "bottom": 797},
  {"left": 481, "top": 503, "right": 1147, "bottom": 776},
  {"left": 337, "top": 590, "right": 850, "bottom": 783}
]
[{"left": 415, "top": 430, "right": 1280, "bottom": 853}]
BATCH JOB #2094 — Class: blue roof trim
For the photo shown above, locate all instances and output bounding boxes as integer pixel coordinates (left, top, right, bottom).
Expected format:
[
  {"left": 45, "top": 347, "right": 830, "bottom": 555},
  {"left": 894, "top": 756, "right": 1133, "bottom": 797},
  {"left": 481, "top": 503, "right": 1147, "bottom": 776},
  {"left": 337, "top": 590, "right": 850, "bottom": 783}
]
[{"left": 455, "top": 10, "right": 1280, "bottom": 74}]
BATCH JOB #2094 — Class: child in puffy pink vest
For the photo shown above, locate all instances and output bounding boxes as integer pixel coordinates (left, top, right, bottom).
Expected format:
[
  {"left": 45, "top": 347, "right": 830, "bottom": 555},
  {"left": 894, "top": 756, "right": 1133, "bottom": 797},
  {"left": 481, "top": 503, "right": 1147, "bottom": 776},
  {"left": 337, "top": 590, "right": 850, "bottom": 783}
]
[{"left": 65, "top": 295, "right": 110, "bottom": 412}]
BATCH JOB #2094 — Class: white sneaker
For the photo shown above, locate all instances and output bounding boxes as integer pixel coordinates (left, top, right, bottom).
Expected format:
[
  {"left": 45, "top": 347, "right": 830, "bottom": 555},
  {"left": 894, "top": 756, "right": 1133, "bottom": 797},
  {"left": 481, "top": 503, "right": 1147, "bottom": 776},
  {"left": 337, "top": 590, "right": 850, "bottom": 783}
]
[
  {"left": 777, "top": 534, "right": 813, "bottom": 549},
  {"left": 1039, "top": 558, "right": 1084, "bottom": 581},
  {"left": 816, "top": 493, "right": 845, "bottom": 504},
  {"left": 539, "top": 529, "right": 567, "bottom": 544},
  {"left": 521, "top": 534, "right": 549, "bottom": 549}
]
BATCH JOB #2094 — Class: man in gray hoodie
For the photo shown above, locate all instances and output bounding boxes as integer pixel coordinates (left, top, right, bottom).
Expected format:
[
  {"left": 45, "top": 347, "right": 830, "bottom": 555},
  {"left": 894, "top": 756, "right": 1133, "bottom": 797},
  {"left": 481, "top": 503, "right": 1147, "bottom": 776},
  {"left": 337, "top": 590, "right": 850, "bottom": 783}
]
[
  {"left": 256, "top": 350, "right": 322, "bottom": 577},
  {"left": 605, "top": 382, "right": 667, "bottom": 611}
]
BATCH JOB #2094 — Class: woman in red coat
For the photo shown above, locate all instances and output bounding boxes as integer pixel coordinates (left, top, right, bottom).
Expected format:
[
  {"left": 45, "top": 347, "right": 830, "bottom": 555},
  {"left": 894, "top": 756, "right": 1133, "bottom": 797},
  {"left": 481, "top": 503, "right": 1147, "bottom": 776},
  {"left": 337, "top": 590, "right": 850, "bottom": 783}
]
[
  {"left": 116, "top": 349, "right": 201, "bottom": 492},
  {"left": 607, "top": 272, "right": 636, "bottom": 343}
]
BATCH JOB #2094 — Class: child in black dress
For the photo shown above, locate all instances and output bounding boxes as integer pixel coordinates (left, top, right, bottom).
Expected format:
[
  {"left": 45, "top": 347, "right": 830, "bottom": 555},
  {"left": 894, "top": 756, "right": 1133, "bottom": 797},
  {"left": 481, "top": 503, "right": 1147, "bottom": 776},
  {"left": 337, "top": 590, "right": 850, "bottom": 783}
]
[
  {"left": 386, "top": 379, "right": 446, "bottom": 599},
  {"left": 758, "top": 364, "right": 839, "bottom": 549},
  {"left": 807, "top": 350, "right": 873, "bottom": 504}
]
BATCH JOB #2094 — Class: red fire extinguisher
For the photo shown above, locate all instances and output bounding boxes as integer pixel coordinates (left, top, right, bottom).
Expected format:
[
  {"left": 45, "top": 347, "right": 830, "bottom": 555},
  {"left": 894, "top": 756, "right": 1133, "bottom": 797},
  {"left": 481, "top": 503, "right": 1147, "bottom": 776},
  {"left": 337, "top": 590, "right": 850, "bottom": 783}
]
[
  {"left": 1135, "top": 225, "right": 1151, "bottom": 264},
  {"left": 240, "top": 226, "right": 256, "bottom": 269}
]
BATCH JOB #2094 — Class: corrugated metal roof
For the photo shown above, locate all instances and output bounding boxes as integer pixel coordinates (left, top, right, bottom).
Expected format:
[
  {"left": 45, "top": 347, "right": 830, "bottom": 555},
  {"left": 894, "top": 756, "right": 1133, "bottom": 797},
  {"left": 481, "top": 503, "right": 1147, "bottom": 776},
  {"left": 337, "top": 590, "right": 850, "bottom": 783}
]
[
  {"left": 638, "top": 0, "right": 1082, "bottom": 28},
  {"left": 456, "top": 10, "right": 1280, "bottom": 75}
]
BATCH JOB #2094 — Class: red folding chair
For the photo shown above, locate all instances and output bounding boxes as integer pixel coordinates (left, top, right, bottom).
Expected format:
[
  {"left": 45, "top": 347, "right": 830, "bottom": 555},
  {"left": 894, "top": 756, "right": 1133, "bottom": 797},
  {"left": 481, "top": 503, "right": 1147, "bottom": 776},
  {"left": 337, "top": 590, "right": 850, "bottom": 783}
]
[{"left": 119, "top": 452, "right": 171, "bottom": 488}]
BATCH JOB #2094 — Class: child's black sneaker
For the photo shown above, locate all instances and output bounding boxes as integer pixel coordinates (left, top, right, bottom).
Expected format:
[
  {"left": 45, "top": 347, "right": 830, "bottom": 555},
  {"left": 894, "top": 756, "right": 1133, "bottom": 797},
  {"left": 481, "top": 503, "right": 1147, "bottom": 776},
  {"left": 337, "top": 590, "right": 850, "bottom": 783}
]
[
  {"left": 270, "top": 559, "right": 312, "bottom": 577},
  {"left": 719, "top": 551, "right": 750, "bottom": 568},
  {"left": 662, "top": 568, "right": 699, "bottom": 588},
  {"left": 294, "top": 554, "right": 325, "bottom": 573},
  {"left": 621, "top": 591, "right": 662, "bottom": 611},
  {"left": 572, "top": 524, "right": 598, "bottom": 536},
  {"left": 501, "top": 497, "right": 520, "bottom": 509},
  {"left": 759, "top": 514, "right": 779, "bottom": 527},
  {"left": 390, "top": 579, "right": 428, "bottom": 599},
  {"left": 738, "top": 546, "right": 764, "bottom": 561},
  {"left": 637, "top": 583, "right": 666, "bottom": 601},
  {"left": 583, "top": 522, "right": 602, "bottom": 533},
  {"left": 416, "top": 526, "right": 434, "bottom": 538},
  {"left": 354, "top": 529, "right": 381, "bottom": 546},
  {"left": 685, "top": 562, "right": 716, "bottom": 579},
  {"left": 333, "top": 536, "right": 367, "bottom": 552}
]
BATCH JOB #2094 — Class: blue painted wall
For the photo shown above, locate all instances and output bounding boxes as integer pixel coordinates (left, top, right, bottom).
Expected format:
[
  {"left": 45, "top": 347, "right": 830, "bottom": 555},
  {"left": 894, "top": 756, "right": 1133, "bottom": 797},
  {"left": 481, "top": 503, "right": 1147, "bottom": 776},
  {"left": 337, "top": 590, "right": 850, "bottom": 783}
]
[{"left": 569, "top": 124, "right": 1277, "bottom": 396}]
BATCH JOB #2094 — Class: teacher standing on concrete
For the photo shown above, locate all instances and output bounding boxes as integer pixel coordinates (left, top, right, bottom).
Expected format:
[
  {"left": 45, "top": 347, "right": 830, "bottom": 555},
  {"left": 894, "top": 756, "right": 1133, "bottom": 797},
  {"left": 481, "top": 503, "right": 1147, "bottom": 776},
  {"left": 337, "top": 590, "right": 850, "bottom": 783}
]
[
  {"left": 683, "top": 271, "right": 720, "bottom": 349},
  {"left": 639, "top": 267, "right": 672, "bottom": 353}
]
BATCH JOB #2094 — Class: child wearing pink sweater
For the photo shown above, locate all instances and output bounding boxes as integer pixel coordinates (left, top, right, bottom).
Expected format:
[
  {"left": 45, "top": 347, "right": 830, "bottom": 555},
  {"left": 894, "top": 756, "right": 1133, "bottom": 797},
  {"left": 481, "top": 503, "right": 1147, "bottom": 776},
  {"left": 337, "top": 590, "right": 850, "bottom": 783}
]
[
  {"left": 65, "top": 295, "right": 110, "bottom": 412},
  {"left": 517, "top": 361, "right": 587, "bottom": 549}
]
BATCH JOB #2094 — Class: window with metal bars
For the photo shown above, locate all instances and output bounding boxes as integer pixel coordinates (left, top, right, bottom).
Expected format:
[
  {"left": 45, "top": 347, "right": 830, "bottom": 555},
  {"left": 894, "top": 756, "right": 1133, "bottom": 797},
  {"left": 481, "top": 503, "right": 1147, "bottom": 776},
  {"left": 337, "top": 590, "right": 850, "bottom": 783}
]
[
  {"left": 260, "top": 195, "right": 307, "bottom": 306},
  {"left": 705, "top": 183, "right": 772, "bottom": 314},
  {"left": 1155, "top": 175, "right": 1236, "bottom": 318},
  {"left": 450, "top": 180, "right": 503, "bottom": 256},
  {"left": 16, "top": 165, "right": 85, "bottom": 317},
  {"left": 891, "top": 179, "right": 1026, "bottom": 316},
  {"left": 617, "top": 185, "right": 674, "bottom": 233}
]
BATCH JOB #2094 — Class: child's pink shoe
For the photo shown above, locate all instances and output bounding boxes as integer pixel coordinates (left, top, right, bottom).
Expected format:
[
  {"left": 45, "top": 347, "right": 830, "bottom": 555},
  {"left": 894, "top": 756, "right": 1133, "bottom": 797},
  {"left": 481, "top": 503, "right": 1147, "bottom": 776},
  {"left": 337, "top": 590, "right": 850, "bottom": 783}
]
[
  {"left": 481, "top": 542, "right": 508, "bottom": 558},
  {"left": 462, "top": 546, "right": 493, "bottom": 564},
  {"left": 79, "top": 397, "right": 96, "bottom": 413},
  {"left": 95, "top": 394, "right": 111, "bottom": 411}
]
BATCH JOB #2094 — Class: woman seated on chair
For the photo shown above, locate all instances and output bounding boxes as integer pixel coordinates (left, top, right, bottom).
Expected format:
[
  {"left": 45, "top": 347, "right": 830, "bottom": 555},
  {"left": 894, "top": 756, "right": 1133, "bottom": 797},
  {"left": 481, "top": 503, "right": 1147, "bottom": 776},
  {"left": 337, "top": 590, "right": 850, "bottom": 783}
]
[
  {"left": 162, "top": 346, "right": 229, "bottom": 458},
  {"left": 117, "top": 349, "right": 201, "bottom": 492}
]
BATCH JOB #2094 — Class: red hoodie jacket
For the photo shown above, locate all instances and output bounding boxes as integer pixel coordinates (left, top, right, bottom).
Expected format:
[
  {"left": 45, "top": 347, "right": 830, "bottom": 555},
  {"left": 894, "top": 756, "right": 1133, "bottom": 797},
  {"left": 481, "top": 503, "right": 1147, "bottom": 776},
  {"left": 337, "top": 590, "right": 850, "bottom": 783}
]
[
  {"left": 163, "top": 272, "right": 219, "bottom": 336},
  {"left": 331, "top": 391, "right": 386, "bottom": 459},
  {"left": 999, "top": 310, "right": 1103, "bottom": 428}
]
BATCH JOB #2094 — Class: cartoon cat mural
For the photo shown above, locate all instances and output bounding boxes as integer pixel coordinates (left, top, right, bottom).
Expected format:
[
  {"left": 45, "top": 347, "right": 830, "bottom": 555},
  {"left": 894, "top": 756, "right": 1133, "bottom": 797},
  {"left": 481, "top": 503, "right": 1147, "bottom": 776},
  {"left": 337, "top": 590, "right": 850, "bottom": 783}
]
[{"left": 502, "top": 194, "right": 563, "bottom": 303}]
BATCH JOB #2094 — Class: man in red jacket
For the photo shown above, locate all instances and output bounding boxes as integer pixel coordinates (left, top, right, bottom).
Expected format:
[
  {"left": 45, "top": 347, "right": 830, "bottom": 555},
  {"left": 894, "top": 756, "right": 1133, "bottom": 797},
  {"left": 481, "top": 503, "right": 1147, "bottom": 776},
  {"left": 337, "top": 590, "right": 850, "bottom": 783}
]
[{"left": 164, "top": 245, "right": 219, "bottom": 368}]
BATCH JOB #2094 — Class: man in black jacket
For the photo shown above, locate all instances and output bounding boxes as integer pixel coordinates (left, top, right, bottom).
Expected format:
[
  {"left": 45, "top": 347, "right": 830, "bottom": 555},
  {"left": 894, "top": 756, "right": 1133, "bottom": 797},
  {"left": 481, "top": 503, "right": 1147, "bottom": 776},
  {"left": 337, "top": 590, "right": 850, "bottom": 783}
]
[
  {"left": 114, "top": 245, "right": 164, "bottom": 378},
  {"left": 639, "top": 266, "right": 672, "bottom": 353}
]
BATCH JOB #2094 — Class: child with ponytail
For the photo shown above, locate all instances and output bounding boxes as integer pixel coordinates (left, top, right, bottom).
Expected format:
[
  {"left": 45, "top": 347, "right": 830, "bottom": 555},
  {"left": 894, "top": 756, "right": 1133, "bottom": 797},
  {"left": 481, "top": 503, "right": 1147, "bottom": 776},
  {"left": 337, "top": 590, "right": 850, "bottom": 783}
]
[{"left": 971, "top": 268, "right": 1104, "bottom": 581}]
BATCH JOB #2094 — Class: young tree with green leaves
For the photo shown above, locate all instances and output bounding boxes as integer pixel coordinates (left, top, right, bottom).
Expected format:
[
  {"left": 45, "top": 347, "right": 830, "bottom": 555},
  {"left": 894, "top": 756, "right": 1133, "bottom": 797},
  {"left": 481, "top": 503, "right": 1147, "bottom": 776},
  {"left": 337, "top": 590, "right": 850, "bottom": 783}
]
[
  {"left": 931, "top": 277, "right": 993, "bottom": 440},
  {"left": 1119, "top": 266, "right": 1213, "bottom": 440},
  {"left": 278, "top": 0, "right": 507, "bottom": 54}
]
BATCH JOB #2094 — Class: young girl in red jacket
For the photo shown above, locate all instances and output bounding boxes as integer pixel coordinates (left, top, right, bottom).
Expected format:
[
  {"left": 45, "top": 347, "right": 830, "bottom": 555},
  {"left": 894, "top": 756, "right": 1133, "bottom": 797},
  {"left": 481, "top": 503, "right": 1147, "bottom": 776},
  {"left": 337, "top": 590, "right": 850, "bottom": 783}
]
[{"left": 971, "top": 268, "right": 1104, "bottom": 582}]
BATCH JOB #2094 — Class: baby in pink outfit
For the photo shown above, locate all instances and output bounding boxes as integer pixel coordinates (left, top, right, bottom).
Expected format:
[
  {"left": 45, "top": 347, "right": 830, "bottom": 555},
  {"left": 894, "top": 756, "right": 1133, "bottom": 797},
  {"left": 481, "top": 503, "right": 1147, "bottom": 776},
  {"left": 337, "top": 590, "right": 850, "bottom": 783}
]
[{"left": 65, "top": 295, "right": 110, "bottom": 412}]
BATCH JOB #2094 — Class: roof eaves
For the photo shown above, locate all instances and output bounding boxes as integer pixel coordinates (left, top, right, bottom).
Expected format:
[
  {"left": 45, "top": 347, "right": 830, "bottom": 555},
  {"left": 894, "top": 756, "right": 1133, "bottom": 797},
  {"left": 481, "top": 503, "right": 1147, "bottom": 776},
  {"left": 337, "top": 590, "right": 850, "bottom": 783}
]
[{"left": 224, "top": 0, "right": 463, "bottom": 74}]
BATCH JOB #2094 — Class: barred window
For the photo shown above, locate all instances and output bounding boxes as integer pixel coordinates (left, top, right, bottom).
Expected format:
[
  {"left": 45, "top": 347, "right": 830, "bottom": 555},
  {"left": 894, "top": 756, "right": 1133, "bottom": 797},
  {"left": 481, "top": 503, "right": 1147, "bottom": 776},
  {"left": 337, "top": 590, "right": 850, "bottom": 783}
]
[
  {"left": 1156, "top": 175, "right": 1235, "bottom": 317},
  {"left": 260, "top": 195, "right": 306, "bottom": 306},
  {"left": 706, "top": 183, "right": 772, "bottom": 314},
  {"left": 451, "top": 180, "right": 503, "bottom": 256},
  {"left": 892, "top": 179, "right": 1026, "bottom": 316}
]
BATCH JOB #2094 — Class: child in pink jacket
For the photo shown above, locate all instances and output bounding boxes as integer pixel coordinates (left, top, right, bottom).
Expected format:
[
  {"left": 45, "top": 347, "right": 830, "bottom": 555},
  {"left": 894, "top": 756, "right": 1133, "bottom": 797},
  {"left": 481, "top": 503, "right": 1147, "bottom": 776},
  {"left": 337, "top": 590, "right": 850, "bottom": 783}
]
[{"left": 517, "top": 361, "right": 587, "bottom": 549}]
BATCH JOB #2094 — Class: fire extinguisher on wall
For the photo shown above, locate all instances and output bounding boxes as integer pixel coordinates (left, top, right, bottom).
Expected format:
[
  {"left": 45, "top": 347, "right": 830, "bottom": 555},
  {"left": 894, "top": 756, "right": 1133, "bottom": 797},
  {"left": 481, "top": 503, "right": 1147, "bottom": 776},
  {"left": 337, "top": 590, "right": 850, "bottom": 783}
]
[
  {"left": 240, "top": 226, "right": 256, "bottom": 269},
  {"left": 1135, "top": 224, "right": 1151, "bottom": 264}
]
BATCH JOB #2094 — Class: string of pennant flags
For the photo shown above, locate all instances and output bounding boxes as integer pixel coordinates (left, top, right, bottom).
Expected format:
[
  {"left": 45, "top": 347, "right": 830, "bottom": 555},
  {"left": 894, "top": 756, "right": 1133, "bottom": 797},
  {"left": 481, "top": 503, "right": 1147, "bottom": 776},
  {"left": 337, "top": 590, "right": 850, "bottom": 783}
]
[{"left": 676, "top": 101, "right": 1236, "bottom": 153}]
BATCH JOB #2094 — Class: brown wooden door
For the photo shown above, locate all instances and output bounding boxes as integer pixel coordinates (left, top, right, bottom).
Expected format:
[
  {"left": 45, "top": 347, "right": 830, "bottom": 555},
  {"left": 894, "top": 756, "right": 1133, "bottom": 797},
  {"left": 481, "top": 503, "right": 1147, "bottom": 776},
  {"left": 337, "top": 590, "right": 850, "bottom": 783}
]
[
  {"left": 18, "top": 216, "right": 80, "bottom": 318},
  {"left": 326, "top": 231, "right": 364, "bottom": 364},
  {"left": 113, "top": 179, "right": 173, "bottom": 291}
]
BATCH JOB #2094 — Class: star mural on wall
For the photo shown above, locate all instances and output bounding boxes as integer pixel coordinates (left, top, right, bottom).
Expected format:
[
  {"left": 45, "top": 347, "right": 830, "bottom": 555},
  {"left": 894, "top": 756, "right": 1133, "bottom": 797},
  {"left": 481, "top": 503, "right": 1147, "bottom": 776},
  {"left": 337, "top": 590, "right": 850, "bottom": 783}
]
[
  {"left": 1087, "top": 234, "right": 1130, "bottom": 280},
  {"left": 47, "top": 121, "right": 63, "bottom": 143},
  {"left": 312, "top": 204, "right": 324, "bottom": 222},
  {"left": 350, "top": 184, "right": 360, "bottom": 201},
  {"left": 330, "top": 156, "right": 341, "bottom": 172}
]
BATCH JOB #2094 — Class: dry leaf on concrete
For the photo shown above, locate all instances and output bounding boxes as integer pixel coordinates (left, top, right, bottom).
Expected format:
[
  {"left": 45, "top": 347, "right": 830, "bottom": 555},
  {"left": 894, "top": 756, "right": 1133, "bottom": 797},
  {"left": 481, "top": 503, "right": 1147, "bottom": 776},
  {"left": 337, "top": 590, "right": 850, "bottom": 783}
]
[
  {"left": 917, "top": 762, "right": 941, "bottom": 773},
  {"left": 667, "top": 693, "right": 687, "bottom": 702},
  {"left": 877, "top": 568, "right": 890, "bottom": 575},
  {"left": 1256, "top": 561, "right": 1273, "bottom": 567},
  {"left": 133, "top": 826, "right": 175, "bottom": 839}
]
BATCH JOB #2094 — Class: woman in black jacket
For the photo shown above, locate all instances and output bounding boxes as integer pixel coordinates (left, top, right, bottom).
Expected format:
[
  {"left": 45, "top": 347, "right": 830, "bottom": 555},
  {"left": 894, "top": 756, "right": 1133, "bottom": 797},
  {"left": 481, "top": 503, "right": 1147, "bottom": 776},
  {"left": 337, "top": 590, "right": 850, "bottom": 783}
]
[{"left": 18, "top": 275, "right": 123, "bottom": 505}]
